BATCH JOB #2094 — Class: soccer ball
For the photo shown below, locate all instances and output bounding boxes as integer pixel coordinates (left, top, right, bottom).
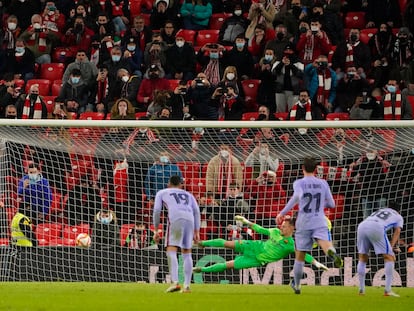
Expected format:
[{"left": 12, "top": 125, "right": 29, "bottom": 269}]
[{"left": 75, "top": 233, "right": 91, "bottom": 248}]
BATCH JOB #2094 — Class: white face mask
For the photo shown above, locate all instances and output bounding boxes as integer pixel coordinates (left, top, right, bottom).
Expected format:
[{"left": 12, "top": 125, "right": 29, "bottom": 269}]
[
  {"left": 220, "top": 150, "right": 229, "bottom": 158},
  {"left": 234, "top": 10, "right": 242, "bottom": 16},
  {"left": 8, "top": 22, "right": 17, "bottom": 31},
  {"left": 226, "top": 73, "right": 235, "bottom": 80},
  {"left": 33, "top": 23, "right": 41, "bottom": 30},
  {"left": 311, "top": 25, "right": 319, "bottom": 32},
  {"left": 176, "top": 40, "right": 185, "bottom": 48},
  {"left": 28, "top": 173, "right": 39, "bottom": 182},
  {"left": 159, "top": 156, "right": 169, "bottom": 163},
  {"left": 298, "top": 128, "right": 308, "bottom": 135},
  {"left": 366, "top": 152, "right": 376, "bottom": 160},
  {"left": 121, "top": 76, "right": 129, "bottom": 83}
]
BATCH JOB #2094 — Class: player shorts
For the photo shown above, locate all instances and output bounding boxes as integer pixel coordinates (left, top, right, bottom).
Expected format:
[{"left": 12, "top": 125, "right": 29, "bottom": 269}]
[
  {"left": 165, "top": 218, "right": 194, "bottom": 250},
  {"left": 357, "top": 220, "right": 394, "bottom": 256},
  {"left": 295, "top": 227, "right": 332, "bottom": 251},
  {"left": 233, "top": 240, "right": 264, "bottom": 270}
]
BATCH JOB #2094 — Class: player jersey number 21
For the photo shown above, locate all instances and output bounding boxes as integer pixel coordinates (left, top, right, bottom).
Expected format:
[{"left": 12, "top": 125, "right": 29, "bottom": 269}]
[{"left": 303, "top": 192, "right": 321, "bottom": 213}]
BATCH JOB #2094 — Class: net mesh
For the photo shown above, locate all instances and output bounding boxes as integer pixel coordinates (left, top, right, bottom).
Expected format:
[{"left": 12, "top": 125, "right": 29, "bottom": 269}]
[{"left": 0, "top": 120, "right": 413, "bottom": 286}]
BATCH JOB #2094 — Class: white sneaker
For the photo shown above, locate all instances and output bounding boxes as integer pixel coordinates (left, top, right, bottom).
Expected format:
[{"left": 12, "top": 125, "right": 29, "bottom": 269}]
[
  {"left": 165, "top": 282, "right": 181, "bottom": 293},
  {"left": 181, "top": 286, "right": 191, "bottom": 293},
  {"left": 384, "top": 291, "right": 400, "bottom": 297}
]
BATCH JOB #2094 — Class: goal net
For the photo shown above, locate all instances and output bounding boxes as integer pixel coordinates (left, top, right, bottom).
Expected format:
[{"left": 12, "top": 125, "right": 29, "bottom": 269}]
[{"left": 0, "top": 119, "right": 413, "bottom": 287}]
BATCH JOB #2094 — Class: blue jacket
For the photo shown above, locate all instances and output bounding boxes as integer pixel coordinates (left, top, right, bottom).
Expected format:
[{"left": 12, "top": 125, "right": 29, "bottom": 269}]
[
  {"left": 304, "top": 64, "right": 337, "bottom": 104},
  {"left": 17, "top": 175, "right": 52, "bottom": 214},
  {"left": 145, "top": 163, "right": 183, "bottom": 200}
]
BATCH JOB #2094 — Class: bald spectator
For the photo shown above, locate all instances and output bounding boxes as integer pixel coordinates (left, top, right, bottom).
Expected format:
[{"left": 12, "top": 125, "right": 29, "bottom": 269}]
[{"left": 15, "top": 84, "right": 48, "bottom": 119}]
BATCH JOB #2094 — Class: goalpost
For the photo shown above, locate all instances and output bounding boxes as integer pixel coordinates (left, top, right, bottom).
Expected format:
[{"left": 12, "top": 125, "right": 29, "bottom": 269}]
[{"left": 0, "top": 119, "right": 413, "bottom": 287}]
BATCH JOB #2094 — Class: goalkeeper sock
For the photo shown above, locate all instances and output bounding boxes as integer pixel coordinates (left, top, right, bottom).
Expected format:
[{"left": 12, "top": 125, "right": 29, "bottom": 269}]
[
  {"left": 202, "top": 239, "right": 226, "bottom": 248},
  {"left": 357, "top": 261, "right": 366, "bottom": 293},
  {"left": 201, "top": 262, "right": 227, "bottom": 273},
  {"left": 384, "top": 261, "right": 394, "bottom": 293},
  {"left": 167, "top": 250, "right": 179, "bottom": 283},
  {"left": 182, "top": 253, "right": 193, "bottom": 287},
  {"left": 293, "top": 260, "right": 304, "bottom": 289}
]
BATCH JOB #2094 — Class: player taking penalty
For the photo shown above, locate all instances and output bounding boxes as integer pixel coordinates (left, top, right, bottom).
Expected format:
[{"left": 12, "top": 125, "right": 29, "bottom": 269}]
[
  {"left": 193, "top": 215, "right": 329, "bottom": 273},
  {"left": 153, "top": 175, "right": 201, "bottom": 293},
  {"left": 276, "top": 156, "right": 343, "bottom": 294}
]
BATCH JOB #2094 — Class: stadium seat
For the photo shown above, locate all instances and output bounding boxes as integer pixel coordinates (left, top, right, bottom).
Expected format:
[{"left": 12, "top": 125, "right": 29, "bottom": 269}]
[
  {"left": 241, "top": 112, "right": 259, "bottom": 121},
  {"left": 209, "top": 13, "right": 231, "bottom": 30},
  {"left": 326, "top": 112, "right": 350, "bottom": 121},
  {"left": 129, "top": 0, "right": 142, "bottom": 19},
  {"left": 120, "top": 223, "right": 136, "bottom": 246},
  {"left": 42, "top": 96, "right": 57, "bottom": 115},
  {"left": 360, "top": 28, "right": 376, "bottom": 44},
  {"left": 199, "top": 220, "right": 218, "bottom": 241},
  {"left": 140, "top": 13, "right": 151, "bottom": 26},
  {"left": 344, "top": 12, "right": 366, "bottom": 29},
  {"left": 185, "top": 177, "right": 206, "bottom": 199},
  {"left": 195, "top": 29, "right": 220, "bottom": 47},
  {"left": 52, "top": 46, "right": 77, "bottom": 63},
  {"left": 35, "top": 223, "right": 63, "bottom": 246},
  {"left": 51, "top": 80, "right": 62, "bottom": 96},
  {"left": 399, "top": 0, "right": 408, "bottom": 12},
  {"left": 62, "top": 223, "right": 91, "bottom": 240},
  {"left": 39, "top": 63, "right": 65, "bottom": 81},
  {"left": 0, "top": 238, "right": 9, "bottom": 246},
  {"left": 78, "top": 112, "right": 106, "bottom": 120},
  {"left": 168, "top": 79, "right": 181, "bottom": 91},
  {"left": 135, "top": 112, "right": 147, "bottom": 119},
  {"left": 241, "top": 79, "right": 261, "bottom": 111},
  {"left": 25, "top": 79, "right": 51, "bottom": 96},
  {"left": 325, "top": 194, "right": 345, "bottom": 221},
  {"left": 274, "top": 112, "right": 288, "bottom": 120},
  {"left": 175, "top": 29, "right": 196, "bottom": 46},
  {"left": 407, "top": 95, "right": 414, "bottom": 119},
  {"left": 176, "top": 161, "right": 201, "bottom": 182}
]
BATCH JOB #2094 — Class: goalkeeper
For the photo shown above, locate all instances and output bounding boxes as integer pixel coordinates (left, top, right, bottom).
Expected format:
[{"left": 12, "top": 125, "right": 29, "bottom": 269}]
[{"left": 193, "top": 216, "right": 328, "bottom": 273}]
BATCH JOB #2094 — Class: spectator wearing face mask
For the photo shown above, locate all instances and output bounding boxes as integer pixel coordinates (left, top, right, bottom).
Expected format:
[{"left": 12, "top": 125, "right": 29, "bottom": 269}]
[
  {"left": 205, "top": 144, "right": 243, "bottom": 200},
  {"left": 62, "top": 16, "right": 95, "bottom": 53},
  {"left": 104, "top": 46, "right": 132, "bottom": 86},
  {"left": 15, "top": 84, "right": 48, "bottom": 119},
  {"left": 92, "top": 209, "right": 120, "bottom": 249},
  {"left": 244, "top": 142, "right": 280, "bottom": 179},
  {"left": 17, "top": 163, "right": 52, "bottom": 225},
  {"left": 5, "top": 39, "right": 36, "bottom": 82},
  {"left": 3, "top": 105, "right": 18, "bottom": 119},
  {"left": 257, "top": 49, "right": 277, "bottom": 112},
  {"left": 123, "top": 37, "right": 144, "bottom": 78},
  {"left": 116, "top": 68, "right": 140, "bottom": 109},
  {"left": 63, "top": 50, "right": 99, "bottom": 88},
  {"left": 264, "top": 24, "right": 291, "bottom": 61},
  {"left": 58, "top": 68, "right": 91, "bottom": 113},
  {"left": 222, "top": 33, "right": 255, "bottom": 80},
  {"left": 165, "top": 31, "right": 197, "bottom": 81},
  {"left": 144, "top": 152, "right": 183, "bottom": 204},
  {"left": 136, "top": 64, "right": 170, "bottom": 110},
  {"left": 218, "top": 4, "right": 249, "bottom": 46},
  {"left": 2, "top": 15, "right": 22, "bottom": 56},
  {"left": 196, "top": 43, "right": 226, "bottom": 87}
]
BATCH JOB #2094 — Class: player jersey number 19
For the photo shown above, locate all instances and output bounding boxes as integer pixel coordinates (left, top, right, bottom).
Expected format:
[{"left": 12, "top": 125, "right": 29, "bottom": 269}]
[
  {"left": 303, "top": 192, "right": 321, "bottom": 213},
  {"left": 170, "top": 192, "right": 189, "bottom": 205}
]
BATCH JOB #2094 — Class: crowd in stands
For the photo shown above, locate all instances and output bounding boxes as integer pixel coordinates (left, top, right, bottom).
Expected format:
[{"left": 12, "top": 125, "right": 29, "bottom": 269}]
[{"left": 0, "top": 0, "right": 413, "bottom": 121}]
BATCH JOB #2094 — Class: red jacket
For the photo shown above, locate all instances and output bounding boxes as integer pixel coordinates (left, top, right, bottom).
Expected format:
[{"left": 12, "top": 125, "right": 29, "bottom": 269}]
[{"left": 136, "top": 77, "right": 170, "bottom": 104}]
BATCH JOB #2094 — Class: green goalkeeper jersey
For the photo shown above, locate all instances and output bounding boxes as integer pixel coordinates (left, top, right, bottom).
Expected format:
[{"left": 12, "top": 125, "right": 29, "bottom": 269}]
[{"left": 251, "top": 224, "right": 314, "bottom": 265}]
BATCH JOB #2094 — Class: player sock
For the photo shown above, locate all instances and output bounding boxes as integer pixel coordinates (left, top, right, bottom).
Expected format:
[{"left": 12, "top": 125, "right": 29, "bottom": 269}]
[
  {"left": 167, "top": 250, "right": 179, "bottom": 282},
  {"left": 384, "top": 261, "right": 394, "bottom": 293},
  {"left": 357, "top": 261, "right": 366, "bottom": 294},
  {"left": 201, "top": 239, "right": 226, "bottom": 248},
  {"left": 201, "top": 262, "right": 227, "bottom": 273},
  {"left": 293, "top": 260, "right": 304, "bottom": 290},
  {"left": 182, "top": 253, "right": 193, "bottom": 288},
  {"left": 327, "top": 248, "right": 343, "bottom": 268}
]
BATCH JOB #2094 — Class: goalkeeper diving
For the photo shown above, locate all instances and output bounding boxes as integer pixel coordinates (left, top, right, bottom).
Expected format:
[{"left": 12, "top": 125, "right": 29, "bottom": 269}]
[{"left": 193, "top": 215, "right": 328, "bottom": 273}]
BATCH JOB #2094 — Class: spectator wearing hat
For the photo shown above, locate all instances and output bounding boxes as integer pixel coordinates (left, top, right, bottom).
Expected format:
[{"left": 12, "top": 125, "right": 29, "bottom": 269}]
[
  {"left": 165, "top": 31, "right": 197, "bottom": 81},
  {"left": 123, "top": 37, "right": 144, "bottom": 78},
  {"left": 151, "top": 0, "right": 178, "bottom": 31},
  {"left": 272, "top": 44, "right": 304, "bottom": 113},
  {"left": 136, "top": 64, "right": 170, "bottom": 111},
  {"left": 222, "top": 33, "right": 255, "bottom": 80},
  {"left": 180, "top": 0, "right": 213, "bottom": 31},
  {"left": 218, "top": 4, "right": 249, "bottom": 46}
]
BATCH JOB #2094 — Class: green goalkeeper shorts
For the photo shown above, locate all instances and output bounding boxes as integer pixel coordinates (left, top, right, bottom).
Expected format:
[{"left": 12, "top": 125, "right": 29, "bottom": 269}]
[{"left": 233, "top": 240, "right": 265, "bottom": 270}]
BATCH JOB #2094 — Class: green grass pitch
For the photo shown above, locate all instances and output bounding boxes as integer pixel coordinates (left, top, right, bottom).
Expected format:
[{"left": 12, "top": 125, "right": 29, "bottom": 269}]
[{"left": 0, "top": 283, "right": 412, "bottom": 311}]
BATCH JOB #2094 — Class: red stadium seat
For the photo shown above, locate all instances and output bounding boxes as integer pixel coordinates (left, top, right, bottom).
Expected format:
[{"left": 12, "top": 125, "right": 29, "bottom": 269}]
[
  {"left": 195, "top": 29, "right": 220, "bottom": 47},
  {"left": 78, "top": 112, "right": 106, "bottom": 120},
  {"left": 326, "top": 112, "right": 350, "bottom": 121},
  {"left": 129, "top": 0, "right": 142, "bottom": 19},
  {"left": 360, "top": 28, "right": 376, "bottom": 44},
  {"left": 344, "top": 12, "right": 366, "bottom": 29},
  {"left": 135, "top": 111, "right": 147, "bottom": 119},
  {"left": 120, "top": 223, "right": 136, "bottom": 246},
  {"left": 39, "top": 63, "right": 65, "bottom": 81},
  {"left": 274, "top": 112, "right": 288, "bottom": 120},
  {"left": 52, "top": 46, "right": 77, "bottom": 63},
  {"left": 185, "top": 177, "right": 206, "bottom": 199},
  {"left": 51, "top": 80, "right": 63, "bottom": 96},
  {"left": 399, "top": 0, "right": 408, "bottom": 12},
  {"left": 241, "top": 112, "right": 259, "bottom": 121},
  {"left": 25, "top": 79, "right": 51, "bottom": 96},
  {"left": 0, "top": 238, "right": 9, "bottom": 246},
  {"left": 241, "top": 79, "right": 261, "bottom": 111},
  {"left": 140, "top": 13, "right": 151, "bottom": 26},
  {"left": 407, "top": 95, "right": 414, "bottom": 119},
  {"left": 42, "top": 96, "right": 57, "bottom": 114},
  {"left": 209, "top": 13, "right": 232, "bottom": 30},
  {"left": 35, "top": 223, "right": 63, "bottom": 246},
  {"left": 176, "top": 29, "right": 196, "bottom": 46},
  {"left": 325, "top": 194, "right": 345, "bottom": 221},
  {"left": 168, "top": 79, "right": 181, "bottom": 91},
  {"left": 62, "top": 223, "right": 91, "bottom": 240}
]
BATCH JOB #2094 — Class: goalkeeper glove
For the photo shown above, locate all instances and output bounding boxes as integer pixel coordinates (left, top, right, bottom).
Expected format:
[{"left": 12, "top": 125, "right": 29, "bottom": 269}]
[
  {"left": 313, "top": 260, "right": 329, "bottom": 271},
  {"left": 234, "top": 215, "right": 252, "bottom": 226}
]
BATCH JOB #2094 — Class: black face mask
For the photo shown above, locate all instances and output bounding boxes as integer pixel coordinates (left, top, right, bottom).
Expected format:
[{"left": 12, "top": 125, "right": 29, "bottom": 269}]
[
  {"left": 92, "top": 43, "right": 100, "bottom": 49},
  {"left": 74, "top": 23, "right": 83, "bottom": 33},
  {"left": 6, "top": 115, "right": 16, "bottom": 119},
  {"left": 149, "top": 73, "right": 158, "bottom": 79},
  {"left": 257, "top": 113, "right": 267, "bottom": 120},
  {"left": 277, "top": 32, "right": 285, "bottom": 40},
  {"left": 30, "top": 94, "right": 38, "bottom": 100},
  {"left": 292, "top": 6, "right": 302, "bottom": 18},
  {"left": 300, "top": 27, "right": 307, "bottom": 33},
  {"left": 350, "top": 34, "right": 358, "bottom": 42}
]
